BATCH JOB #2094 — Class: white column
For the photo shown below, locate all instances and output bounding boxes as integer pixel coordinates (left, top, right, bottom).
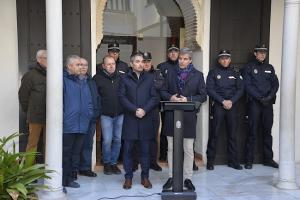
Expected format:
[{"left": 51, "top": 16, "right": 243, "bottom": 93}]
[
  {"left": 39, "top": 0, "right": 66, "bottom": 199},
  {"left": 277, "top": 0, "right": 300, "bottom": 190}
]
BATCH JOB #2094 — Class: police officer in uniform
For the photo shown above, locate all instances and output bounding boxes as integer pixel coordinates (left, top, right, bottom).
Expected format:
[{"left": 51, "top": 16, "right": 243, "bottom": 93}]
[
  {"left": 142, "top": 51, "right": 164, "bottom": 171},
  {"left": 107, "top": 42, "right": 130, "bottom": 73},
  {"left": 206, "top": 50, "right": 244, "bottom": 170},
  {"left": 243, "top": 44, "right": 279, "bottom": 169},
  {"left": 157, "top": 44, "right": 179, "bottom": 162}
]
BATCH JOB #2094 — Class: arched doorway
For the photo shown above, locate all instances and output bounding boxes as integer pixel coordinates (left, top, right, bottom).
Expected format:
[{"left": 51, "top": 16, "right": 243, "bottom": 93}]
[{"left": 93, "top": 0, "right": 207, "bottom": 166}]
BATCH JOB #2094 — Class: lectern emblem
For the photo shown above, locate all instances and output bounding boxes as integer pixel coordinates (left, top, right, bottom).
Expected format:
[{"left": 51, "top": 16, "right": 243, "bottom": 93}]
[{"left": 176, "top": 121, "right": 182, "bottom": 129}]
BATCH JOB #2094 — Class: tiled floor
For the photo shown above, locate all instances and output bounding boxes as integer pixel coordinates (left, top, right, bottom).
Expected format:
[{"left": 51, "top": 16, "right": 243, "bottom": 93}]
[{"left": 66, "top": 164, "right": 300, "bottom": 200}]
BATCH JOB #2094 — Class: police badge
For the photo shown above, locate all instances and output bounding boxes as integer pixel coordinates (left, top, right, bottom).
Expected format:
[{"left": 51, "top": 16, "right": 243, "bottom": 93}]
[
  {"left": 217, "top": 75, "right": 221, "bottom": 79},
  {"left": 254, "top": 69, "right": 258, "bottom": 74}
]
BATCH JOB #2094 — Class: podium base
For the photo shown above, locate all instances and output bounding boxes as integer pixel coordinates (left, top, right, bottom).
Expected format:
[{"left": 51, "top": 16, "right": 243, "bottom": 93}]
[{"left": 161, "top": 190, "right": 197, "bottom": 200}]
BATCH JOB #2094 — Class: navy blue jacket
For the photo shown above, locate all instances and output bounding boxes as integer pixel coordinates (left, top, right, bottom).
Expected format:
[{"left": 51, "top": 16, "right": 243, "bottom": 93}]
[
  {"left": 118, "top": 71, "right": 159, "bottom": 140},
  {"left": 160, "top": 66, "right": 207, "bottom": 138},
  {"left": 116, "top": 59, "right": 130, "bottom": 73},
  {"left": 206, "top": 65, "right": 244, "bottom": 105},
  {"left": 242, "top": 60, "right": 279, "bottom": 102},
  {"left": 63, "top": 70, "right": 93, "bottom": 134},
  {"left": 157, "top": 59, "right": 178, "bottom": 78}
]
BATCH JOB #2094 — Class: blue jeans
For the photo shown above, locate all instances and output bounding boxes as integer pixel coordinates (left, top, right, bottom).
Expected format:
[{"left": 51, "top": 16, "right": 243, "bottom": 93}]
[
  {"left": 79, "top": 121, "right": 97, "bottom": 171},
  {"left": 101, "top": 115, "right": 123, "bottom": 165}
]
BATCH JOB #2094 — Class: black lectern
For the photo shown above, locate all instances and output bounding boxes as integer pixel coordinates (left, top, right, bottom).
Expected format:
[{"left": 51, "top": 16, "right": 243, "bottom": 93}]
[{"left": 160, "top": 101, "right": 197, "bottom": 200}]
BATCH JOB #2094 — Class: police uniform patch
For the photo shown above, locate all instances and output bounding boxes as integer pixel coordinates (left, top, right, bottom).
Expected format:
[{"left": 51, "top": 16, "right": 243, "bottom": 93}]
[
  {"left": 217, "top": 75, "right": 221, "bottom": 79},
  {"left": 254, "top": 69, "right": 258, "bottom": 74}
]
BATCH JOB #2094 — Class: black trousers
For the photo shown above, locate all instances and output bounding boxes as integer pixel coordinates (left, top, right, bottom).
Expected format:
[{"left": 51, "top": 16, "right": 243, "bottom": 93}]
[
  {"left": 63, "top": 133, "right": 85, "bottom": 186},
  {"left": 206, "top": 103, "right": 239, "bottom": 165},
  {"left": 245, "top": 100, "right": 274, "bottom": 163}
]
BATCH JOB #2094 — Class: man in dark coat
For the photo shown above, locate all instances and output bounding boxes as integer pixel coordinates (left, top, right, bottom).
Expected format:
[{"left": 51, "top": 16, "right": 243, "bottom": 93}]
[
  {"left": 93, "top": 55, "right": 124, "bottom": 175},
  {"left": 63, "top": 55, "right": 93, "bottom": 188},
  {"left": 18, "top": 49, "right": 47, "bottom": 161},
  {"left": 243, "top": 44, "right": 279, "bottom": 169},
  {"left": 143, "top": 52, "right": 164, "bottom": 171},
  {"left": 157, "top": 44, "right": 179, "bottom": 162},
  {"left": 76, "top": 58, "right": 101, "bottom": 178},
  {"left": 206, "top": 50, "right": 244, "bottom": 171},
  {"left": 118, "top": 52, "right": 159, "bottom": 190},
  {"left": 161, "top": 47, "right": 207, "bottom": 191}
]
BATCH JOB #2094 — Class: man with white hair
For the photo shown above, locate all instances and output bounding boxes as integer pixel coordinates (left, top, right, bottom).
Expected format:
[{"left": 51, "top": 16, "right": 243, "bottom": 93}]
[
  {"left": 19, "top": 49, "right": 47, "bottom": 162},
  {"left": 62, "top": 55, "right": 93, "bottom": 188}
]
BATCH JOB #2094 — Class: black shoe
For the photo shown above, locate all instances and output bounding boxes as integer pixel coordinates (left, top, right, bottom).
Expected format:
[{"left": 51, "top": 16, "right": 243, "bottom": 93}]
[
  {"left": 206, "top": 162, "right": 214, "bottom": 170},
  {"left": 103, "top": 163, "right": 113, "bottom": 175},
  {"left": 63, "top": 187, "right": 67, "bottom": 194},
  {"left": 65, "top": 181, "right": 80, "bottom": 188},
  {"left": 79, "top": 170, "right": 97, "bottom": 177},
  {"left": 184, "top": 179, "right": 195, "bottom": 191},
  {"left": 228, "top": 163, "right": 243, "bottom": 170},
  {"left": 150, "top": 163, "right": 162, "bottom": 171},
  {"left": 193, "top": 161, "right": 198, "bottom": 171},
  {"left": 111, "top": 164, "right": 121, "bottom": 174},
  {"left": 162, "top": 178, "right": 173, "bottom": 190},
  {"left": 263, "top": 160, "right": 279, "bottom": 168},
  {"left": 244, "top": 163, "right": 253, "bottom": 169},
  {"left": 72, "top": 171, "right": 77, "bottom": 180}
]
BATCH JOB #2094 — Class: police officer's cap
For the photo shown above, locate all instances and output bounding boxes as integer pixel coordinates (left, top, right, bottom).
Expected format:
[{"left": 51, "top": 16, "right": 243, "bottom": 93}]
[
  {"left": 218, "top": 49, "right": 231, "bottom": 58},
  {"left": 143, "top": 52, "right": 152, "bottom": 61},
  {"left": 168, "top": 44, "right": 180, "bottom": 52},
  {"left": 108, "top": 42, "right": 120, "bottom": 51},
  {"left": 254, "top": 44, "right": 268, "bottom": 52}
]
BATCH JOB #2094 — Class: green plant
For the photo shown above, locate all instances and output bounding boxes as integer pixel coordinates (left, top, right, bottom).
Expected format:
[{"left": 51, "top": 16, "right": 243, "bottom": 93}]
[{"left": 0, "top": 133, "right": 53, "bottom": 199}]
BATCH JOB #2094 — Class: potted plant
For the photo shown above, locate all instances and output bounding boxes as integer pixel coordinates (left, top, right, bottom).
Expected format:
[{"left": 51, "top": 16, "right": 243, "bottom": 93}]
[{"left": 0, "top": 133, "right": 53, "bottom": 199}]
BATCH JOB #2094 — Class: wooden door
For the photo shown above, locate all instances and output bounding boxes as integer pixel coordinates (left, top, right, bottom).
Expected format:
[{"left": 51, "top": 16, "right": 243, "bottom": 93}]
[{"left": 209, "top": 0, "right": 271, "bottom": 164}]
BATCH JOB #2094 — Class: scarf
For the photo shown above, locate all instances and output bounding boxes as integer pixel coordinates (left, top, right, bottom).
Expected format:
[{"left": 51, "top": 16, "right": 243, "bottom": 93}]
[{"left": 176, "top": 63, "right": 193, "bottom": 94}]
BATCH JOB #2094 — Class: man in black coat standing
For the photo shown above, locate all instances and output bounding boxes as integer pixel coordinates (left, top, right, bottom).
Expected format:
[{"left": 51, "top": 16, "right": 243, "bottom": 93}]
[
  {"left": 118, "top": 52, "right": 159, "bottom": 190},
  {"left": 161, "top": 47, "right": 207, "bottom": 191},
  {"left": 243, "top": 44, "right": 279, "bottom": 169},
  {"left": 19, "top": 49, "right": 47, "bottom": 162},
  {"left": 206, "top": 50, "right": 244, "bottom": 171},
  {"left": 157, "top": 44, "right": 179, "bottom": 162}
]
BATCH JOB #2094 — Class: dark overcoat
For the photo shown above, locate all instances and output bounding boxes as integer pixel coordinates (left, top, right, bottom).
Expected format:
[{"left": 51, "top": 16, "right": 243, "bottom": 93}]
[
  {"left": 118, "top": 71, "right": 159, "bottom": 140},
  {"left": 18, "top": 63, "right": 46, "bottom": 123},
  {"left": 160, "top": 66, "right": 207, "bottom": 138}
]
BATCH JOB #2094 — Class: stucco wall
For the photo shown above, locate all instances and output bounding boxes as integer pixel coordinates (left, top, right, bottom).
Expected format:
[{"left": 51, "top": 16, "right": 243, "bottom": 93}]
[{"left": 0, "top": 0, "right": 19, "bottom": 137}]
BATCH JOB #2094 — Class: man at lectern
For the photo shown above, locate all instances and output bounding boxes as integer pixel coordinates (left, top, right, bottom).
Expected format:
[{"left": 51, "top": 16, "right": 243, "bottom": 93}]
[{"left": 160, "top": 47, "right": 207, "bottom": 191}]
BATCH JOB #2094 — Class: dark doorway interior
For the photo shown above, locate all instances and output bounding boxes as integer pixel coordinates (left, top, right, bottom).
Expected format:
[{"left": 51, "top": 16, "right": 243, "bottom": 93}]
[{"left": 209, "top": 0, "right": 271, "bottom": 164}]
